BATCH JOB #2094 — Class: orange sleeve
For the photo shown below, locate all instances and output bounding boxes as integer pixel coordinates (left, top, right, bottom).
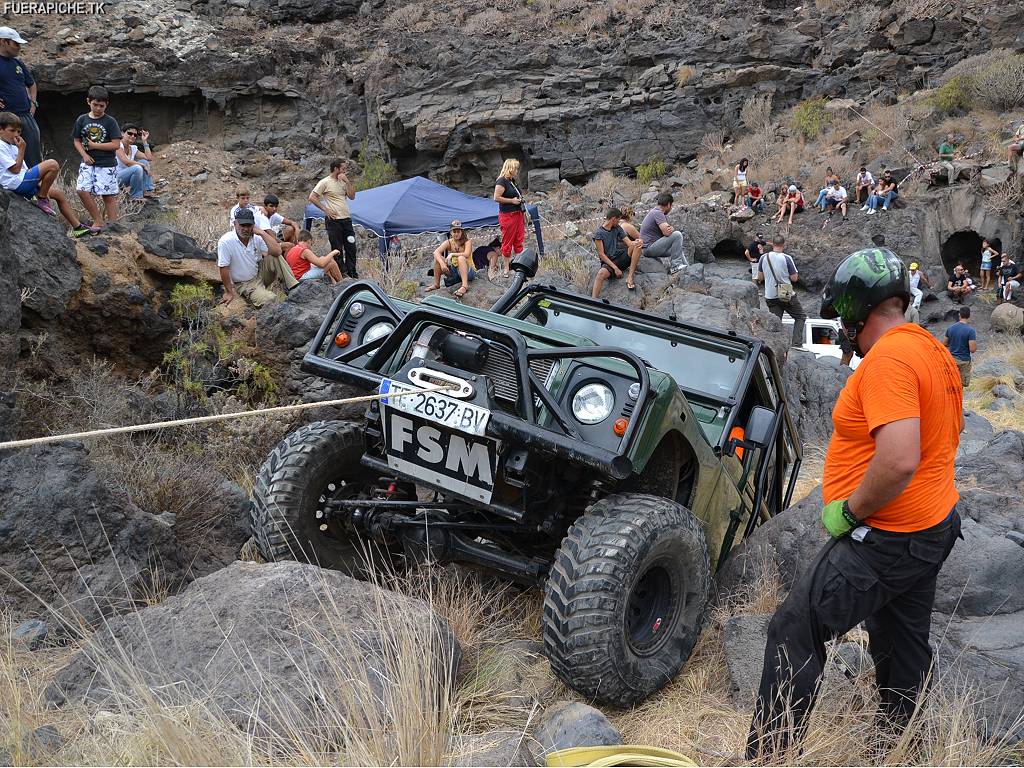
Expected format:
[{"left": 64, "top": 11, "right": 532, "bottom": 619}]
[{"left": 859, "top": 352, "right": 921, "bottom": 434}]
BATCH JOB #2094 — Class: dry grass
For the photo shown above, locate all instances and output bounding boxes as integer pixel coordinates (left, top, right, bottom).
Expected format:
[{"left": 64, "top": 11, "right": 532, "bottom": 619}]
[
  {"left": 159, "top": 205, "right": 224, "bottom": 252},
  {"left": 580, "top": 170, "right": 643, "bottom": 204},
  {"left": 965, "top": 336, "right": 1024, "bottom": 432},
  {"left": 3, "top": 546, "right": 1020, "bottom": 767}
]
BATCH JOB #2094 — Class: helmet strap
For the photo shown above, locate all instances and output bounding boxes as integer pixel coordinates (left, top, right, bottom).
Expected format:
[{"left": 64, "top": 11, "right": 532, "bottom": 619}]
[{"left": 841, "top": 320, "right": 866, "bottom": 358}]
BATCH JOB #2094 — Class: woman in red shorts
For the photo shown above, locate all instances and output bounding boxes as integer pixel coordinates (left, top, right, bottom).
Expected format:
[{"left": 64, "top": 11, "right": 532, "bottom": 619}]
[{"left": 492, "top": 158, "right": 525, "bottom": 279}]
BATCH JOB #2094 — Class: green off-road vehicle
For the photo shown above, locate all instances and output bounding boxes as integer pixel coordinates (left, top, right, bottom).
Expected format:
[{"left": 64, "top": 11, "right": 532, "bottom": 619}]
[{"left": 250, "top": 250, "right": 802, "bottom": 706}]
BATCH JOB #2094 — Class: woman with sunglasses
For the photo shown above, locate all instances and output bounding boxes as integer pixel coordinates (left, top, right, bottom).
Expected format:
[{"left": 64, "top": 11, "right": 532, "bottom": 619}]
[
  {"left": 428, "top": 219, "right": 474, "bottom": 299},
  {"left": 114, "top": 123, "right": 155, "bottom": 200}
]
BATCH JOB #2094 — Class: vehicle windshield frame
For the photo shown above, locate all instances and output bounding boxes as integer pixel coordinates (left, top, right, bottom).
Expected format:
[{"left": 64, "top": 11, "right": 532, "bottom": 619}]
[{"left": 512, "top": 291, "right": 755, "bottom": 405}]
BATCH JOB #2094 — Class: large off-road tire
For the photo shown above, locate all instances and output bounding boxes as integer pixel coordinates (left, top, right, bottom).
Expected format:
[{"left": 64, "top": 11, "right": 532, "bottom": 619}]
[
  {"left": 542, "top": 493, "right": 711, "bottom": 707},
  {"left": 250, "top": 420, "right": 391, "bottom": 575}
]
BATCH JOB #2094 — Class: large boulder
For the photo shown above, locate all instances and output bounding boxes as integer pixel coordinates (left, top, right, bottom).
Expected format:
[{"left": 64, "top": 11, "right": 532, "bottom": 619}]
[
  {"left": 990, "top": 302, "right": 1024, "bottom": 334},
  {"left": 0, "top": 193, "right": 19, "bottom": 440},
  {"left": 0, "top": 443, "right": 187, "bottom": 624},
  {"left": 5, "top": 191, "right": 80, "bottom": 324},
  {"left": 46, "top": 561, "right": 461, "bottom": 739},
  {"left": 783, "top": 351, "right": 852, "bottom": 445},
  {"left": 530, "top": 701, "right": 622, "bottom": 762},
  {"left": 136, "top": 223, "right": 212, "bottom": 261}
]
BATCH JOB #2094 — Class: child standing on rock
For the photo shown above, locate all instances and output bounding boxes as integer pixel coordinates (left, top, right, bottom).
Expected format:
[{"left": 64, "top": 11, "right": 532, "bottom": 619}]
[
  {"left": 980, "top": 239, "right": 997, "bottom": 291},
  {"left": 71, "top": 85, "right": 122, "bottom": 230}
]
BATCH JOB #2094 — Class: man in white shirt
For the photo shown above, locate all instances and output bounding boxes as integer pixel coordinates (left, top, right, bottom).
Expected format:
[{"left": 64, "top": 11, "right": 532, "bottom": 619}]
[
  {"left": 854, "top": 167, "right": 874, "bottom": 206},
  {"left": 824, "top": 179, "right": 849, "bottom": 220},
  {"left": 907, "top": 262, "right": 930, "bottom": 310},
  {"left": 217, "top": 208, "right": 297, "bottom": 308},
  {"left": 757, "top": 234, "right": 807, "bottom": 347},
  {"left": 309, "top": 159, "right": 358, "bottom": 278}
]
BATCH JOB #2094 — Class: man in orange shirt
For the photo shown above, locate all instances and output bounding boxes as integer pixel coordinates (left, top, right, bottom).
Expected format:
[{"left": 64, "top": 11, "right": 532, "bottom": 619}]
[{"left": 747, "top": 248, "right": 964, "bottom": 759}]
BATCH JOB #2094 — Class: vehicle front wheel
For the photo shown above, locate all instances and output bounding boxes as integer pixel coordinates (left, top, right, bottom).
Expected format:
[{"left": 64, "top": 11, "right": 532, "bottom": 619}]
[
  {"left": 542, "top": 493, "right": 710, "bottom": 707},
  {"left": 249, "top": 420, "right": 394, "bottom": 575}
]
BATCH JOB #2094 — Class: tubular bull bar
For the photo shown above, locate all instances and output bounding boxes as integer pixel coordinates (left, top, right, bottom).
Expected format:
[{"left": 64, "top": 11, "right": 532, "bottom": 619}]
[{"left": 301, "top": 280, "right": 648, "bottom": 481}]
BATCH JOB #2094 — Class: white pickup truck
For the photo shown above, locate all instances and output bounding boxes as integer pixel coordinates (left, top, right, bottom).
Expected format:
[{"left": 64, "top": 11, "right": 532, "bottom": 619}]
[{"left": 783, "top": 317, "right": 861, "bottom": 369}]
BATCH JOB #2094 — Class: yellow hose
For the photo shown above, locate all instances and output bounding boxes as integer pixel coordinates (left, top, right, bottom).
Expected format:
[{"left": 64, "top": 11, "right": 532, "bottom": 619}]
[{"left": 546, "top": 744, "right": 699, "bottom": 767}]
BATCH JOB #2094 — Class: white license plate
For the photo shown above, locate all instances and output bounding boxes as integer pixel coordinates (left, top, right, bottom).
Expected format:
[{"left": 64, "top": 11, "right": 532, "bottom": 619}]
[{"left": 379, "top": 378, "right": 490, "bottom": 436}]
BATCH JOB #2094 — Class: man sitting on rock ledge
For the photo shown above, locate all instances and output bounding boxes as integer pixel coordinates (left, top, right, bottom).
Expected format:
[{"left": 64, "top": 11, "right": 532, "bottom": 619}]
[
  {"left": 947, "top": 263, "right": 974, "bottom": 304},
  {"left": 217, "top": 208, "right": 297, "bottom": 308},
  {"left": 591, "top": 207, "right": 642, "bottom": 297},
  {"left": 639, "top": 192, "right": 686, "bottom": 272}
]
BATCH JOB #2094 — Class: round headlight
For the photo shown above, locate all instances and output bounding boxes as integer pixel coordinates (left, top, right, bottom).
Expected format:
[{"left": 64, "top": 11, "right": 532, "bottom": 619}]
[
  {"left": 362, "top": 321, "right": 395, "bottom": 344},
  {"left": 572, "top": 383, "right": 615, "bottom": 425}
]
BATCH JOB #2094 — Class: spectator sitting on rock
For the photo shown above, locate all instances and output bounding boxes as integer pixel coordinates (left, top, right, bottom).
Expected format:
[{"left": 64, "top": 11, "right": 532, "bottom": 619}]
[
  {"left": 639, "top": 192, "right": 686, "bottom": 272},
  {"left": 0, "top": 111, "right": 97, "bottom": 237},
  {"left": 854, "top": 167, "right": 874, "bottom": 206},
  {"left": 744, "top": 233, "right": 767, "bottom": 282},
  {"left": 980, "top": 239, "right": 997, "bottom": 290},
  {"left": 427, "top": 219, "right": 475, "bottom": 299},
  {"left": 823, "top": 179, "right": 849, "bottom": 220},
  {"left": 1007, "top": 123, "right": 1024, "bottom": 167},
  {"left": 865, "top": 170, "right": 898, "bottom": 214},
  {"left": 473, "top": 235, "right": 502, "bottom": 275},
  {"left": 592, "top": 207, "right": 641, "bottom": 297},
  {"left": 947, "top": 263, "right": 974, "bottom": 303},
  {"left": 228, "top": 186, "right": 257, "bottom": 226},
  {"left": 732, "top": 158, "right": 749, "bottom": 206},
  {"left": 260, "top": 194, "right": 298, "bottom": 245},
  {"left": 908, "top": 262, "right": 930, "bottom": 310},
  {"left": 746, "top": 181, "right": 765, "bottom": 213},
  {"left": 72, "top": 85, "right": 121, "bottom": 228},
  {"left": 285, "top": 229, "right": 342, "bottom": 284},
  {"left": 115, "top": 124, "right": 156, "bottom": 201},
  {"left": 937, "top": 134, "right": 957, "bottom": 185},
  {"left": 943, "top": 305, "right": 977, "bottom": 387},
  {"left": 997, "top": 252, "right": 1021, "bottom": 304},
  {"left": 217, "top": 207, "right": 298, "bottom": 308},
  {"left": 813, "top": 166, "right": 838, "bottom": 210},
  {"left": 773, "top": 184, "right": 805, "bottom": 225}
]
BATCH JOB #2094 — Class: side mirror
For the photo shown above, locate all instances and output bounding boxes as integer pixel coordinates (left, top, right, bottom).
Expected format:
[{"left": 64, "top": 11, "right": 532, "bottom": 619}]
[
  {"left": 510, "top": 248, "right": 538, "bottom": 278},
  {"left": 745, "top": 405, "right": 777, "bottom": 448}
]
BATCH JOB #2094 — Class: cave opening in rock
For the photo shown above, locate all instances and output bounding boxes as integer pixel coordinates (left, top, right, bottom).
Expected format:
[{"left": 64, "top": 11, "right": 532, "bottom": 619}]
[
  {"left": 940, "top": 230, "right": 997, "bottom": 278},
  {"left": 35, "top": 90, "right": 219, "bottom": 164},
  {"left": 712, "top": 238, "right": 746, "bottom": 261}
]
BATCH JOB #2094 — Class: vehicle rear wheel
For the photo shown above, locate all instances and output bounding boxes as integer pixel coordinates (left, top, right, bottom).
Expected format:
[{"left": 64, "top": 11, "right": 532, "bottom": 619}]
[
  {"left": 250, "top": 420, "right": 394, "bottom": 575},
  {"left": 542, "top": 493, "right": 710, "bottom": 707}
]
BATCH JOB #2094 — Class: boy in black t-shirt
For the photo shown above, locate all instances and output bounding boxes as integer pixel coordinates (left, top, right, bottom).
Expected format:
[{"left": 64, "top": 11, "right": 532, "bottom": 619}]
[
  {"left": 72, "top": 85, "right": 121, "bottom": 228},
  {"left": 591, "top": 207, "right": 642, "bottom": 298}
]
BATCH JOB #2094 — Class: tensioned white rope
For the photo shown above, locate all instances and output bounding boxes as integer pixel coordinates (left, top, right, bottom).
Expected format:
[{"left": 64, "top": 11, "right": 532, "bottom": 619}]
[{"left": 0, "top": 383, "right": 453, "bottom": 451}]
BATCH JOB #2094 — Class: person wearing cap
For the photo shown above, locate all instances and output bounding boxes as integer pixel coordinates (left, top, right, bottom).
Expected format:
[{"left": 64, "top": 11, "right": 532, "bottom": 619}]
[
  {"left": 309, "top": 159, "right": 358, "bottom": 278},
  {"left": 747, "top": 247, "right": 963, "bottom": 759},
  {"left": 0, "top": 27, "right": 41, "bottom": 169},
  {"left": 428, "top": 220, "right": 475, "bottom": 298},
  {"left": 216, "top": 207, "right": 298, "bottom": 308},
  {"left": 907, "top": 262, "right": 930, "bottom": 310},
  {"left": 773, "top": 184, "right": 804, "bottom": 225}
]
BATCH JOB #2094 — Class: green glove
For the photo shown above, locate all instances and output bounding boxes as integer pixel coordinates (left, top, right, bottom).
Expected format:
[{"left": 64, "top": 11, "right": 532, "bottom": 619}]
[{"left": 821, "top": 499, "right": 859, "bottom": 538}]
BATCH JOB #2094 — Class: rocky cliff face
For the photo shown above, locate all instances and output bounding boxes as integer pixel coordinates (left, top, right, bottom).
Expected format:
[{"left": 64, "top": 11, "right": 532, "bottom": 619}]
[{"left": 17, "top": 0, "right": 1024, "bottom": 190}]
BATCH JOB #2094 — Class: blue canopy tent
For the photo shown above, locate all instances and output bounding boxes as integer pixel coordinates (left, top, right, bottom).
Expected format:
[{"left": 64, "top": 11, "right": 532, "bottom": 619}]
[{"left": 303, "top": 176, "right": 544, "bottom": 255}]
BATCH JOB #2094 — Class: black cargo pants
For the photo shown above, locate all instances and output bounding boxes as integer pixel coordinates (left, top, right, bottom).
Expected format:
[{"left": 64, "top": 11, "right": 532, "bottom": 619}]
[
  {"left": 326, "top": 216, "right": 358, "bottom": 277},
  {"left": 746, "top": 509, "right": 961, "bottom": 759}
]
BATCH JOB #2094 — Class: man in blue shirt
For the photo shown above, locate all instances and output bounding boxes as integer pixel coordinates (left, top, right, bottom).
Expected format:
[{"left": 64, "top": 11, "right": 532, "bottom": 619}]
[
  {"left": 0, "top": 27, "right": 40, "bottom": 168},
  {"left": 943, "top": 305, "right": 977, "bottom": 387}
]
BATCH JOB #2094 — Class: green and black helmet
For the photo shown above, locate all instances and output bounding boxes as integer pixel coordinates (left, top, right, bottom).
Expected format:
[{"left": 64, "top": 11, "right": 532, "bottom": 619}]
[{"left": 820, "top": 247, "right": 910, "bottom": 326}]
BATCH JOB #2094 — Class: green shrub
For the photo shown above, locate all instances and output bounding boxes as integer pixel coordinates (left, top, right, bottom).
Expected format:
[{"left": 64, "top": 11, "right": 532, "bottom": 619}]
[
  {"left": 233, "top": 357, "right": 277, "bottom": 406},
  {"left": 356, "top": 138, "right": 398, "bottom": 191},
  {"left": 790, "top": 98, "right": 830, "bottom": 141},
  {"left": 931, "top": 75, "right": 972, "bottom": 115},
  {"left": 636, "top": 157, "right": 667, "bottom": 186}
]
